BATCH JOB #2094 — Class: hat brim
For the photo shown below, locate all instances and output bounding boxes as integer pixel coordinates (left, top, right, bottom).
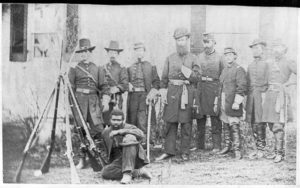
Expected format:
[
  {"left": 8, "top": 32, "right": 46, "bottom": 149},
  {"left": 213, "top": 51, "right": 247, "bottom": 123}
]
[
  {"left": 104, "top": 48, "right": 123, "bottom": 52},
  {"left": 119, "top": 141, "right": 140, "bottom": 147},
  {"left": 174, "top": 33, "right": 191, "bottom": 40},
  {"left": 75, "top": 46, "right": 96, "bottom": 53},
  {"left": 249, "top": 42, "right": 267, "bottom": 48},
  {"left": 224, "top": 52, "right": 236, "bottom": 55}
]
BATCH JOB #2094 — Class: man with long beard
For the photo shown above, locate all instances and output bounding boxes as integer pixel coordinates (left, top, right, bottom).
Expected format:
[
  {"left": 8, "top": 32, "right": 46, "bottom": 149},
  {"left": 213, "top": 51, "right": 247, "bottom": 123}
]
[
  {"left": 101, "top": 40, "right": 129, "bottom": 127},
  {"left": 261, "top": 39, "right": 296, "bottom": 163},
  {"left": 155, "top": 27, "right": 201, "bottom": 161},
  {"left": 194, "top": 33, "right": 224, "bottom": 153}
]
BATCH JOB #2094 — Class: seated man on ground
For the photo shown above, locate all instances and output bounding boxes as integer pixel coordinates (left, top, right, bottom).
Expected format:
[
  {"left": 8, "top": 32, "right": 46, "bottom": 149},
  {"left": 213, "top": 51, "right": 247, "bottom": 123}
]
[{"left": 101, "top": 109, "right": 152, "bottom": 184}]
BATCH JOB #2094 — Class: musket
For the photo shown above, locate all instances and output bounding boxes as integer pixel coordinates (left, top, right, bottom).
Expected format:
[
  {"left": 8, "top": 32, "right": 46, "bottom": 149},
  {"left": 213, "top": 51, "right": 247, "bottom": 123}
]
[
  {"left": 39, "top": 41, "right": 65, "bottom": 174},
  {"left": 65, "top": 75, "right": 107, "bottom": 171},
  {"left": 14, "top": 87, "right": 56, "bottom": 182}
]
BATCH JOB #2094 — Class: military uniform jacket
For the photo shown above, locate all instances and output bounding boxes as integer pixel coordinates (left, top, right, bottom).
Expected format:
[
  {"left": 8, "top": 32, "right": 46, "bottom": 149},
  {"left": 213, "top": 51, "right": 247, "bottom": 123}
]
[
  {"left": 161, "top": 52, "right": 201, "bottom": 123},
  {"left": 68, "top": 61, "right": 109, "bottom": 126},
  {"left": 127, "top": 61, "right": 160, "bottom": 93},
  {"left": 262, "top": 57, "right": 296, "bottom": 123},
  {"left": 101, "top": 61, "right": 129, "bottom": 93},
  {"left": 219, "top": 62, "right": 247, "bottom": 117},
  {"left": 245, "top": 57, "right": 269, "bottom": 123},
  {"left": 196, "top": 50, "right": 224, "bottom": 116},
  {"left": 102, "top": 123, "right": 149, "bottom": 164}
]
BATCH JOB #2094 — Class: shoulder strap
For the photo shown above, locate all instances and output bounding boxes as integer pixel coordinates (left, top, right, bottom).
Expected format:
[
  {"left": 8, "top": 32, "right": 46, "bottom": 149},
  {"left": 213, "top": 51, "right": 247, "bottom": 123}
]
[{"left": 76, "top": 65, "right": 97, "bottom": 84}]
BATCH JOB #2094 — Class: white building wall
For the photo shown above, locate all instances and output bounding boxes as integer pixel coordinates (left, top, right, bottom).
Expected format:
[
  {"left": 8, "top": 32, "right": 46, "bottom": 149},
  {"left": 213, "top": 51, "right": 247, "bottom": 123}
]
[{"left": 78, "top": 5, "right": 191, "bottom": 76}]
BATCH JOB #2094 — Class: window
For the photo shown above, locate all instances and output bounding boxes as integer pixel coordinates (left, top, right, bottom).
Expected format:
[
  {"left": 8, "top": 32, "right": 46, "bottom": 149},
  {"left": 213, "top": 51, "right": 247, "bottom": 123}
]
[{"left": 10, "top": 4, "right": 28, "bottom": 62}]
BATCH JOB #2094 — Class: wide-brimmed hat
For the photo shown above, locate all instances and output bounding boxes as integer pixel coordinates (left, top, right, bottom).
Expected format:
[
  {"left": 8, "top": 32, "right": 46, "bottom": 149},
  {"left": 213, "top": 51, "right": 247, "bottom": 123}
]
[
  {"left": 119, "top": 134, "right": 140, "bottom": 147},
  {"left": 224, "top": 47, "right": 237, "bottom": 55},
  {"left": 75, "top": 38, "right": 96, "bottom": 53},
  {"left": 104, "top": 40, "right": 123, "bottom": 52},
  {"left": 249, "top": 39, "right": 267, "bottom": 48},
  {"left": 173, "top": 27, "right": 190, "bottom": 39}
]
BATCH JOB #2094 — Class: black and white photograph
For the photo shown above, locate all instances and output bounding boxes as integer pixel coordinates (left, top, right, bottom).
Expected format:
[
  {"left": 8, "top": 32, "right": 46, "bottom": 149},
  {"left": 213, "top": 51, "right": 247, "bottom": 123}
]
[{"left": 1, "top": 4, "right": 299, "bottom": 185}]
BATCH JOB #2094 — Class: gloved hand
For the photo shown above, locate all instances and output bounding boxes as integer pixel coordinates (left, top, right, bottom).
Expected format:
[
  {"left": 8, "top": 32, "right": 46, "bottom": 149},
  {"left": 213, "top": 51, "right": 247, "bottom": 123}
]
[
  {"left": 128, "top": 83, "right": 134, "bottom": 92},
  {"left": 261, "top": 92, "right": 266, "bottom": 104},
  {"left": 213, "top": 104, "right": 218, "bottom": 114},
  {"left": 232, "top": 103, "right": 239, "bottom": 110},
  {"left": 110, "top": 86, "right": 120, "bottom": 94},
  {"left": 146, "top": 88, "right": 159, "bottom": 105},
  {"left": 181, "top": 65, "right": 192, "bottom": 78},
  {"left": 102, "top": 95, "right": 110, "bottom": 112},
  {"left": 159, "top": 88, "right": 168, "bottom": 104}
]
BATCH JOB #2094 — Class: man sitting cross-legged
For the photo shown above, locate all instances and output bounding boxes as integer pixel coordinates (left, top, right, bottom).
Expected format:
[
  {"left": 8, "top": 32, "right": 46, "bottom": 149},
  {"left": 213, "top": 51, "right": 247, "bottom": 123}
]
[{"left": 101, "top": 109, "right": 152, "bottom": 184}]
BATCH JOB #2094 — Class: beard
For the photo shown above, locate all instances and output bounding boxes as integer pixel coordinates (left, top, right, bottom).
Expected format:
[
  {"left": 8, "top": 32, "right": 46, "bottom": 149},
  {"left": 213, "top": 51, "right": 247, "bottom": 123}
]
[
  {"left": 204, "top": 46, "right": 214, "bottom": 54},
  {"left": 176, "top": 45, "right": 188, "bottom": 56},
  {"left": 110, "top": 57, "right": 116, "bottom": 63}
]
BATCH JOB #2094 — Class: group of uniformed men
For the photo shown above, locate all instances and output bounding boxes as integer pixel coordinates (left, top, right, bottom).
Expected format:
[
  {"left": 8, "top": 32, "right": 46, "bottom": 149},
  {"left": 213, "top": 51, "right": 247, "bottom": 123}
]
[{"left": 68, "top": 27, "right": 296, "bottom": 184}]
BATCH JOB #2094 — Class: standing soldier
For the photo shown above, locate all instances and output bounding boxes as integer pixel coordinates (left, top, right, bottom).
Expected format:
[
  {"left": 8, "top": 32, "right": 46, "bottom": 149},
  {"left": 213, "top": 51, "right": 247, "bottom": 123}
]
[
  {"left": 68, "top": 38, "right": 109, "bottom": 169},
  {"left": 126, "top": 42, "right": 160, "bottom": 147},
  {"left": 195, "top": 33, "right": 224, "bottom": 152},
  {"left": 261, "top": 39, "right": 296, "bottom": 163},
  {"left": 155, "top": 27, "right": 201, "bottom": 161},
  {"left": 218, "top": 47, "right": 247, "bottom": 159},
  {"left": 101, "top": 40, "right": 129, "bottom": 127},
  {"left": 245, "top": 39, "right": 269, "bottom": 159}
]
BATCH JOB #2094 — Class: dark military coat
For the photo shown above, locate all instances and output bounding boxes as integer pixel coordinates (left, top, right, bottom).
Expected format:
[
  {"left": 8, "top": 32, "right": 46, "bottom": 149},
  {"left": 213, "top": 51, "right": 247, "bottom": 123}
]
[
  {"left": 102, "top": 61, "right": 129, "bottom": 93},
  {"left": 262, "top": 57, "right": 296, "bottom": 123},
  {"left": 127, "top": 61, "right": 160, "bottom": 93},
  {"left": 219, "top": 62, "right": 247, "bottom": 117},
  {"left": 196, "top": 50, "right": 224, "bottom": 116},
  {"left": 68, "top": 61, "right": 108, "bottom": 132},
  {"left": 245, "top": 57, "right": 269, "bottom": 123},
  {"left": 160, "top": 52, "right": 201, "bottom": 123}
]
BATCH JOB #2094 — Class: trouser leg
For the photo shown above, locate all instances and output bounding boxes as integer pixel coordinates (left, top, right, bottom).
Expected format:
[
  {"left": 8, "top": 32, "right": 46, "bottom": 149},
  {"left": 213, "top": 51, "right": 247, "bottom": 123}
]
[
  {"left": 164, "top": 122, "right": 178, "bottom": 155},
  {"left": 211, "top": 116, "right": 222, "bottom": 150},
  {"left": 196, "top": 118, "right": 206, "bottom": 149},
  {"left": 102, "top": 158, "right": 123, "bottom": 180},
  {"left": 122, "top": 145, "right": 138, "bottom": 173},
  {"left": 181, "top": 122, "right": 192, "bottom": 155}
]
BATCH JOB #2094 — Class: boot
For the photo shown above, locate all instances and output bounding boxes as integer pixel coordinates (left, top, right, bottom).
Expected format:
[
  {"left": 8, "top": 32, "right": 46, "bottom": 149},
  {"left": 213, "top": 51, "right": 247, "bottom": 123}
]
[
  {"left": 274, "top": 130, "right": 284, "bottom": 163},
  {"left": 132, "top": 168, "right": 152, "bottom": 179},
  {"left": 234, "top": 150, "right": 242, "bottom": 160},
  {"left": 231, "top": 123, "right": 242, "bottom": 160},
  {"left": 256, "top": 123, "right": 266, "bottom": 151},
  {"left": 121, "top": 172, "right": 133, "bottom": 184},
  {"left": 218, "top": 123, "right": 231, "bottom": 155},
  {"left": 155, "top": 153, "right": 174, "bottom": 161},
  {"left": 211, "top": 134, "right": 221, "bottom": 153},
  {"left": 196, "top": 118, "right": 206, "bottom": 150},
  {"left": 266, "top": 149, "right": 277, "bottom": 159},
  {"left": 76, "top": 157, "right": 87, "bottom": 169}
]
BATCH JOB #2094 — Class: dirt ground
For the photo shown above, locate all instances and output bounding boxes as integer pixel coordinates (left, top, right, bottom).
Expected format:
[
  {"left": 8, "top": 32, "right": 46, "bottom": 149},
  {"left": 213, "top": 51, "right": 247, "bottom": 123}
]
[{"left": 3, "top": 122, "right": 297, "bottom": 184}]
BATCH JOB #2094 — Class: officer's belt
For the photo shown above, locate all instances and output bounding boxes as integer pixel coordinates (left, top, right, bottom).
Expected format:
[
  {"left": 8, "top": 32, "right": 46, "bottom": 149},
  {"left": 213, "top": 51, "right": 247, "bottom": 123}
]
[
  {"left": 268, "top": 83, "right": 282, "bottom": 91},
  {"left": 76, "top": 88, "right": 97, "bottom": 94},
  {"left": 201, "top": 76, "right": 218, "bottom": 82},
  {"left": 169, "top": 79, "right": 189, "bottom": 109},
  {"left": 131, "top": 87, "right": 146, "bottom": 92},
  {"left": 169, "top": 79, "right": 190, "bottom": 86}
]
